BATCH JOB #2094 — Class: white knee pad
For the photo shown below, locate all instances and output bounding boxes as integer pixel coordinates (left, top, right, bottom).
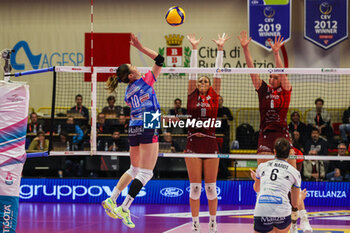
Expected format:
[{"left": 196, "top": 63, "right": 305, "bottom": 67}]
[
  {"left": 205, "top": 183, "right": 217, "bottom": 200},
  {"left": 126, "top": 165, "right": 139, "bottom": 179},
  {"left": 135, "top": 168, "right": 153, "bottom": 186},
  {"left": 190, "top": 183, "right": 202, "bottom": 200}
]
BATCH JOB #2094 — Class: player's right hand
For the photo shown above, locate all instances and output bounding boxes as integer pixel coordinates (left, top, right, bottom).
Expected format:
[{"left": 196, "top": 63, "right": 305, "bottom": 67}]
[{"left": 250, "top": 169, "right": 258, "bottom": 181}]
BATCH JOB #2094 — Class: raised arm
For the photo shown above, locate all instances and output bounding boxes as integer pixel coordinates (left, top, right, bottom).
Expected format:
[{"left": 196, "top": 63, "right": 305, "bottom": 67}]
[
  {"left": 238, "top": 31, "right": 262, "bottom": 90},
  {"left": 130, "top": 33, "right": 163, "bottom": 79},
  {"left": 212, "top": 33, "right": 231, "bottom": 94},
  {"left": 268, "top": 36, "right": 291, "bottom": 91},
  {"left": 187, "top": 34, "right": 202, "bottom": 95}
]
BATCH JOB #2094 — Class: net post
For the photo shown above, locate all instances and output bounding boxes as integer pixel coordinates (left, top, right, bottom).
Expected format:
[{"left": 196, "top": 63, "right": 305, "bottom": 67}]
[
  {"left": 234, "top": 160, "right": 237, "bottom": 180},
  {"left": 90, "top": 70, "right": 97, "bottom": 156},
  {"left": 48, "top": 67, "right": 57, "bottom": 153}
]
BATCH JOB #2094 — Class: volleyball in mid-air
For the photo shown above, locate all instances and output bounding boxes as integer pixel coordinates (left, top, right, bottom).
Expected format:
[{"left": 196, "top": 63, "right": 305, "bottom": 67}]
[{"left": 165, "top": 6, "right": 185, "bottom": 26}]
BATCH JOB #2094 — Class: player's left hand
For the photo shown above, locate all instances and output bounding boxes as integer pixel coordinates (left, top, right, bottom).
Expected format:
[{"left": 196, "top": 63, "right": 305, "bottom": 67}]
[
  {"left": 300, "top": 188, "right": 307, "bottom": 200},
  {"left": 268, "top": 35, "right": 284, "bottom": 53}
]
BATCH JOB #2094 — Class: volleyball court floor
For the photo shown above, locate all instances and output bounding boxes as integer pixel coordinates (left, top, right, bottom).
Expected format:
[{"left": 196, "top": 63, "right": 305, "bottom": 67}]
[{"left": 17, "top": 203, "right": 350, "bottom": 233}]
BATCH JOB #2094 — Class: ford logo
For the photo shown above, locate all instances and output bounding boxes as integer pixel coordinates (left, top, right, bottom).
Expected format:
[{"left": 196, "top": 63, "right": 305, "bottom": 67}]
[{"left": 160, "top": 187, "right": 184, "bottom": 197}]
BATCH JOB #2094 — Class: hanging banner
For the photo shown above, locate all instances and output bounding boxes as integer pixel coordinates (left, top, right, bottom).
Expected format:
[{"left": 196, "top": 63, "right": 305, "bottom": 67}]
[
  {"left": 304, "top": 0, "right": 348, "bottom": 50},
  {"left": 248, "top": 0, "right": 291, "bottom": 51}
]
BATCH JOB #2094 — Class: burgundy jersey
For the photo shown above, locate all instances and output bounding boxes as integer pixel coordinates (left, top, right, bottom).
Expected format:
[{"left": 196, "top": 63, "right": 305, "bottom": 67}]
[
  {"left": 187, "top": 87, "right": 219, "bottom": 138},
  {"left": 257, "top": 81, "right": 291, "bottom": 132}
]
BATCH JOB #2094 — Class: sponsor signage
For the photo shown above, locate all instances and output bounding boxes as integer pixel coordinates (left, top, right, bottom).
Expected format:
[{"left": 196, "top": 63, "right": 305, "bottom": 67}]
[
  {"left": 304, "top": 0, "right": 348, "bottom": 49},
  {"left": 19, "top": 179, "right": 349, "bottom": 206},
  {"left": 248, "top": 0, "right": 291, "bottom": 51}
]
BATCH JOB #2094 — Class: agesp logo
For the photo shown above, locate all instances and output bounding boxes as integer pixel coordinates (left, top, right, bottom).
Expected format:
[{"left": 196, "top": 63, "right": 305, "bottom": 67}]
[
  {"left": 160, "top": 187, "right": 184, "bottom": 197},
  {"left": 11, "top": 40, "right": 83, "bottom": 71}
]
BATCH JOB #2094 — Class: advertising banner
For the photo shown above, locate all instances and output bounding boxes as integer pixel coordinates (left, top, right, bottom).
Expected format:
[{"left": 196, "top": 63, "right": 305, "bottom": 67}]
[
  {"left": 304, "top": 0, "right": 348, "bottom": 50},
  {"left": 19, "top": 178, "right": 349, "bottom": 206},
  {"left": 248, "top": 0, "right": 291, "bottom": 51}
]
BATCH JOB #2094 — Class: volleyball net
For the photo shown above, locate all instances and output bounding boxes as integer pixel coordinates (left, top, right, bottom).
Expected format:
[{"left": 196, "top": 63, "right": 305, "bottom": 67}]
[{"left": 9, "top": 66, "right": 350, "bottom": 163}]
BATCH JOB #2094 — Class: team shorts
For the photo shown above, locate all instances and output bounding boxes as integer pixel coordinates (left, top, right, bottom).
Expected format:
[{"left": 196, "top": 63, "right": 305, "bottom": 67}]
[
  {"left": 186, "top": 136, "right": 218, "bottom": 154},
  {"left": 254, "top": 215, "right": 291, "bottom": 233},
  {"left": 128, "top": 126, "right": 158, "bottom": 147},
  {"left": 257, "top": 129, "right": 291, "bottom": 154}
]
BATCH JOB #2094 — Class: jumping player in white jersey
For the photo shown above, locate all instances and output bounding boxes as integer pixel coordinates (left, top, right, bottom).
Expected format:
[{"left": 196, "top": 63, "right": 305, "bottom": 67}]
[{"left": 250, "top": 137, "right": 307, "bottom": 233}]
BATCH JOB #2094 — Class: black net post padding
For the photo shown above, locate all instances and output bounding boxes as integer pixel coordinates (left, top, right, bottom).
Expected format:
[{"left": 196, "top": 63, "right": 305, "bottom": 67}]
[{"left": 48, "top": 67, "right": 57, "bottom": 153}]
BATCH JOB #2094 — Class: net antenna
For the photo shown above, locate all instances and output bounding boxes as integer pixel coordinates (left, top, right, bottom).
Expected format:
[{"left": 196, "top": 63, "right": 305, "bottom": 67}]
[
  {"left": 1, "top": 48, "right": 15, "bottom": 81},
  {"left": 90, "top": 0, "right": 97, "bottom": 155}
]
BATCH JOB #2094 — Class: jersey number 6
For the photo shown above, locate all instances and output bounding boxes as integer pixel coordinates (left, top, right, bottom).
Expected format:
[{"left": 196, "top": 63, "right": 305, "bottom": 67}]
[{"left": 270, "top": 168, "right": 279, "bottom": 181}]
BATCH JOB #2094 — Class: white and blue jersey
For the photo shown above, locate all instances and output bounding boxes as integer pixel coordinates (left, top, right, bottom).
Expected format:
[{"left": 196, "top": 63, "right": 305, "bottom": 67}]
[
  {"left": 125, "top": 71, "right": 160, "bottom": 126},
  {"left": 254, "top": 159, "right": 301, "bottom": 217}
]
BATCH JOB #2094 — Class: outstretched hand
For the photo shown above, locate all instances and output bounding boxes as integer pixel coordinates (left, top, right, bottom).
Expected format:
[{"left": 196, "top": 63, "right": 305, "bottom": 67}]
[
  {"left": 213, "top": 33, "right": 231, "bottom": 50},
  {"left": 187, "top": 33, "right": 202, "bottom": 50},
  {"left": 238, "top": 30, "right": 252, "bottom": 48},
  {"left": 268, "top": 35, "right": 285, "bottom": 53},
  {"left": 130, "top": 33, "right": 143, "bottom": 50}
]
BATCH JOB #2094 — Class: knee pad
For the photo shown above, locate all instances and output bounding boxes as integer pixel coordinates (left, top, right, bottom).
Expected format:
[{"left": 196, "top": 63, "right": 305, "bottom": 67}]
[
  {"left": 190, "top": 183, "right": 202, "bottom": 200},
  {"left": 135, "top": 168, "right": 153, "bottom": 186},
  {"left": 126, "top": 165, "right": 139, "bottom": 179},
  {"left": 205, "top": 183, "right": 217, "bottom": 200}
]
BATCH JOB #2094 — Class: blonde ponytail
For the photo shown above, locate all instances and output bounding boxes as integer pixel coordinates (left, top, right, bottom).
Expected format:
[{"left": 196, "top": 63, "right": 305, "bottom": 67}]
[{"left": 106, "top": 75, "right": 119, "bottom": 93}]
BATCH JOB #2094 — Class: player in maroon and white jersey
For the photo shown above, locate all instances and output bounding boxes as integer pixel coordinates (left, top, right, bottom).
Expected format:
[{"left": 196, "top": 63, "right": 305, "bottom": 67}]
[
  {"left": 186, "top": 33, "right": 230, "bottom": 233},
  {"left": 239, "top": 31, "right": 295, "bottom": 168}
]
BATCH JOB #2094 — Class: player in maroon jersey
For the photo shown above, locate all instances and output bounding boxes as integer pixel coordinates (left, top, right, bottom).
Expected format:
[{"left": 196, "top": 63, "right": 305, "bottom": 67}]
[
  {"left": 186, "top": 33, "right": 230, "bottom": 233},
  {"left": 239, "top": 31, "right": 312, "bottom": 232},
  {"left": 238, "top": 31, "right": 295, "bottom": 168}
]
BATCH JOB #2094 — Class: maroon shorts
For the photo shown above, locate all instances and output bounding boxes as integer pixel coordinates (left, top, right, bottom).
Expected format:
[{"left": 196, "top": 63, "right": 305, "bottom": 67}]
[
  {"left": 257, "top": 129, "right": 291, "bottom": 154},
  {"left": 186, "top": 136, "right": 218, "bottom": 154}
]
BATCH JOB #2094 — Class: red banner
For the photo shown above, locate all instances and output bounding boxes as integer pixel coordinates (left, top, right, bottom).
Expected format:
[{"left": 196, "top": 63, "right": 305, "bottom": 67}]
[{"left": 85, "top": 33, "right": 131, "bottom": 81}]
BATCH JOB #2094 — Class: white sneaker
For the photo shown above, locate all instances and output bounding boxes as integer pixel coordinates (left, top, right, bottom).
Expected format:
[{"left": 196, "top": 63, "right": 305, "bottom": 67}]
[
  {"left": 300, "top": 217, "right": 313, "bottom": 233},
  {"left": 290, "top": 222, "right": 298, "bottom": 233},
  {"left": 192, "top": 222, "right": 200, "bottom": 233},
  {"left": 209, "top": 221, "right": 217, "bottom": 233}
]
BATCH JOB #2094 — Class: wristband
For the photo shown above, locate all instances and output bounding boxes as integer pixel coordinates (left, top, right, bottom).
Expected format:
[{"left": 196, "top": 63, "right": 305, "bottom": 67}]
[
  {"left": 215, "top": 50, "right": 224, "bottom": 78},
  {"left": 154, "top": 54, "right": 164, "bottom": 67},
  {"left": 189, "top": 49, "right": 198, "bottom": 80}
]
